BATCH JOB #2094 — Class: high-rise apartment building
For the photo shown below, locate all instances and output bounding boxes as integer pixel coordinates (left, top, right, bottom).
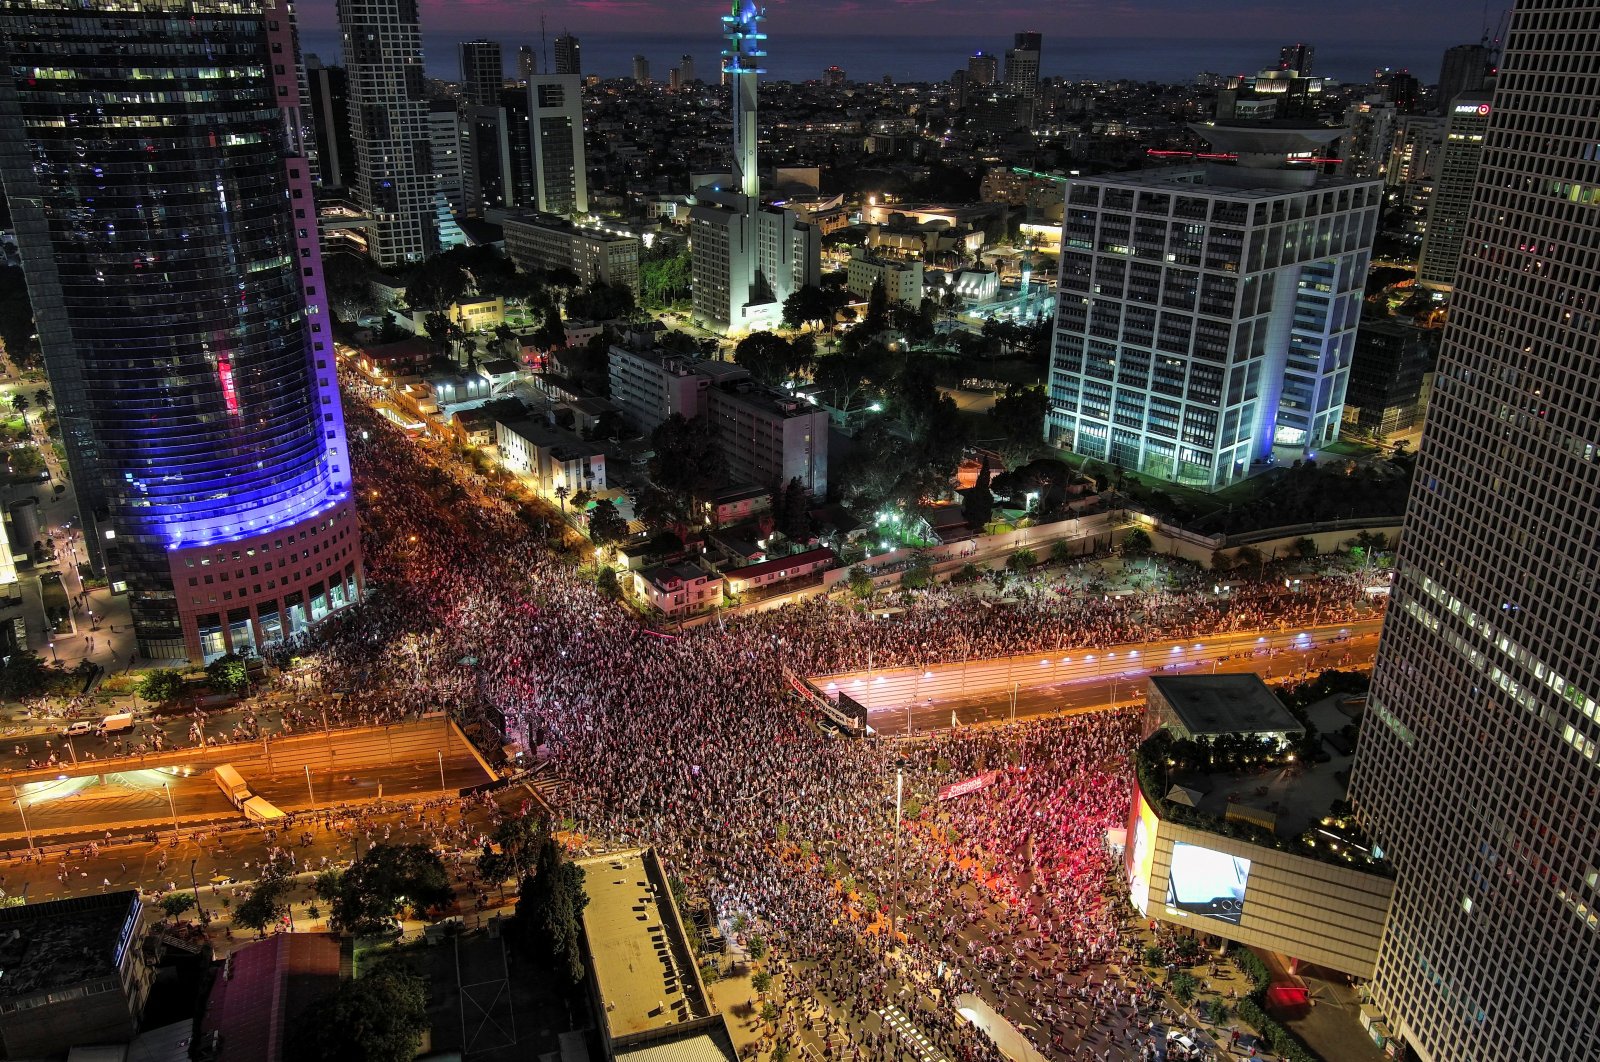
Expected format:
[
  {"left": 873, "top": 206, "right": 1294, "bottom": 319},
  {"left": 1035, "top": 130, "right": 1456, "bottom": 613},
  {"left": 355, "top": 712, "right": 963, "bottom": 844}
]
[
  {"left": 1278, "top": 42, "right": 1314, "bottom": 74},
  {"left": 338, "top": 0, "right": 438, "bottom": 267},
  {"left": 689, "top": 2, "right": 821, "bottom": 334},
  {"left": 0, "top": 0, "right": 363, "bottom": 661},
  {"left": 632, "top": 55, "right": 650, "bottom": 85},
  {"left": 1004, "top": 31, "right": 1042, "bottom": 125},
  {"left": 517, "top": 44, "right": 536, "bottom": 82},
  {"left": 459, "top": 39, "right": 503, "bottom": 107},
  {"left": 527, "top": 74, "right": 588, "bottom": 216},
  {"left": 1351, "top": 4, "right": 1600, "bottom": 1059},
  {"left": 680, "top": 55, "right": 696, "bottom": 84},
  {"left": 305, "top": 55, "right": 353, "bottom": 188},
  {"left": 1416, "top": 91, "right": 1492, "bottom": 290},
  {"left": 824, "top": 65, "right": 846, "bottom": 87},
  {"left": 1386, "top": 70, "right": 1423, "bottom": 113},
  {"left": 1385, "top": 114, "right": 1447, "bottom": 189},
  {"left": 967, "top": 50, "right": 998, "bottom": 86},
  {"left": 428, "top": 100, "right": 467, "bottom": 217},
  {"left": 1342, "top": 96, "right": 1399, "bottom": 180},
  {"left": 554, "top": 33, "right": 581, "bottom": 77},
  {"left": 1435, "top": 42, "right": 1490, "bottom": 113},
  {"left": 1046, "top": 127, "right": 1380, "bottom": 489}
]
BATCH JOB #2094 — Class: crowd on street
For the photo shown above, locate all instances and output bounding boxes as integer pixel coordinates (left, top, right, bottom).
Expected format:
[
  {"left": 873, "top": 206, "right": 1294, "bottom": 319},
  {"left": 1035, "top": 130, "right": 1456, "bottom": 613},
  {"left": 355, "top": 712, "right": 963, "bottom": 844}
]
[{"left": 246, "top": 388, "right": 1372, "bottom": 1060}]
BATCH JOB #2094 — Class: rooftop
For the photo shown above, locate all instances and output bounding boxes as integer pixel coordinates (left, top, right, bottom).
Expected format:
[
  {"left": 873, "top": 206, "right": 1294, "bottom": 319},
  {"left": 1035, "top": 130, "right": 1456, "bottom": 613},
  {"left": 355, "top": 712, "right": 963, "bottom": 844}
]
[
  {"left": 578, "top": 850, "right": 709, "bottom": 1040},
  {"left": 199, "top": 934, "right": 344, "bottom": 1062},
  {"left": 1076, "top": 163, "right": 1371, "bottom": 198},
  {"left": 1149, "top": 674, "right": 1304, "bottom": 737},
  {"left": 0, "top": 891, "right": 141, "bottom": 1000}
]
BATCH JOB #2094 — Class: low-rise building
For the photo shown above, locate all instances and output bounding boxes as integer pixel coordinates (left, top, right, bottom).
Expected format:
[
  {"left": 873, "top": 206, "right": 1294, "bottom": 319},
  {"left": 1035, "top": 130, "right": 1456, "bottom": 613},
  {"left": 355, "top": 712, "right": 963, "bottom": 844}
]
[
  {"left": 497, "top": 417, "right": 607, "bottom": 495},
  {"left": 198, "top": 933, "right": 344, "bottom": 1062},
  {"left": 0, "top": 891, "right": 152, "bottom": 1057},
  {"left": 1145, "top": 674, "right": 1305, "bottom": 744},
  {"left": 722, "top": 547, "right": 835, "bottom": 596},
  {"left": 695, "top": 484, "right": 772, "bottom": 528},
  {"left": 633, "top": 561, "right": 723, "bottom": 616},
  {"left": 846, "top": 246, "right": 924, "bottom": 306},
  {"left": 403, "top": 296, "right": 505, "bottom": 335},
  {"left": 504, "top": 212, "right": 642, "bottom": 296}
]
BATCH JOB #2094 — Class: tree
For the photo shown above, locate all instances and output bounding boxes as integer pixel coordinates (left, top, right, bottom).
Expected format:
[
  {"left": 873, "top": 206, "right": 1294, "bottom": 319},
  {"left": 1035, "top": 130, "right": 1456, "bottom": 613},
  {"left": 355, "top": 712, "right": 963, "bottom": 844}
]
[
  {"left": 1293, "top": 537, "right": 1318, "bottom": 559},
  {"left": 1210, "top": 549, "right": 1235, "bottom": 572},
  {"left": 138, "top": 668, "right": 187, "bottom": 704},
  {"left": 587, "top": 499, "right": 628, "bottom": 547},
  {"left": 331, "top": 843, "right": 453, "bottom": 935},
  {"left": 649, "top": 414, "right": 726, "bottom": 505},
  {"left": 781, "top": 283, "right": 837, "bottom": 331},
  {"left": 1122, "top": 528, "right": 1153, "bottom": 555},
  {"left": 512, "top": 834, "right": 590, "bottom": 984},
  {"left": 0, "top": 652, "right": 51, "bottom": 699},
  {"left": 902, "top": 551, "right": 934, "bottom": 590},
  {"left": 847, "top": 566, "right": 874, "bottom": 599},
  {"left": 641, "top": 248, "right": 692, "bottom": 309},
  {"left": 159, "top": 892, "right": 197, "bottom": 921},
  {"left": 553, "top": 484, "right": 570, "bottom": 510},
  {"left": 1008, "top": 548, "right": 1036, "bottom": 572},
  {"left": 477, "top": 812, "right": 548, "bottom": 886},
  {"left": 205, "top": 653, "right": 250, "bottom": 696},
  {"left": 422, "top": 311, "right": 456, "bottom": 354},
  {"left": 864, "top": 277, "right": 888, "bottom": 333},
  {"left": 324, "top": 253, "right": 376, "bottom": 323},
  {"left": 9, "top": 393, "right": 28, "bottom": 425},
  {"left": 534, "top": 302, "right": 566, "bottom": 351},
  {"left": 292, "top": 958, "right": 429, "bottom": 1062},
  {"left": 234, "top": 855, "right": 294, "bottom": 937},
  {"left": 565, "top": 279, "right": 635, "bottom": 322},
  {"left": 734, "top": 331, "right": 811, "bottom": 387},
  {"left": 988, "top": 384, "right": 1048, "bottom": 455},
  {"left": 776, "top": 478, "right": 811, "bottom": 540},
  {"left": 1235, "top": 545, "right": 1266, "bottom": 573},
  {"left": 403, "top": 255, "right": 470, "bottom": 313},
  {"left": 963, "top": 455, "right": 994, "bottom": 528}
]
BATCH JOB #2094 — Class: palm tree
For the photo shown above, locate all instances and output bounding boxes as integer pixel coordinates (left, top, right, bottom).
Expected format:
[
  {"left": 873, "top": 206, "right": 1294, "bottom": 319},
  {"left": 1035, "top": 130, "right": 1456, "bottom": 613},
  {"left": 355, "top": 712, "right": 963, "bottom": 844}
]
[
  {"left": 10, "top": 393, "right": 28, "bottom": 427},
  {"left": 553, "top": 484, "right": 569, "bottom": 510}
]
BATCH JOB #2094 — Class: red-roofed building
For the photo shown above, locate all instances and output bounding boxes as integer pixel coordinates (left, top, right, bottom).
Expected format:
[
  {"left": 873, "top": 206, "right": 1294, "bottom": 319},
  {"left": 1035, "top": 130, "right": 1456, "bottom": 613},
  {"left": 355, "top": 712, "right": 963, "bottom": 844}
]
[
  {"left": 721, "top": 547, "right": 836, "bottom": 596},
  {"left": 199, "top": 933, "right": 344, "bottom": 1062}
]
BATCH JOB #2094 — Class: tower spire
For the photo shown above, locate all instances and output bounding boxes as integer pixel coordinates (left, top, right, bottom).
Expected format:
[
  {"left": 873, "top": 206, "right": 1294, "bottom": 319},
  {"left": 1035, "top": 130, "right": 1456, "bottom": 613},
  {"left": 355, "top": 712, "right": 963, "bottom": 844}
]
[{"left": 722, "top": 1, "right": 764, "bottom": 199}]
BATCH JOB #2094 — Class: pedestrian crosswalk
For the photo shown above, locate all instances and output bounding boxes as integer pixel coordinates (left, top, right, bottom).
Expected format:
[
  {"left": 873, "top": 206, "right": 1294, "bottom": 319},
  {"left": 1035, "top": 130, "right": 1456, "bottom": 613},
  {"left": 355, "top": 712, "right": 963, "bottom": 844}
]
[{"left": 877, "top": 1005, "right": 949, "bottom": 1062}]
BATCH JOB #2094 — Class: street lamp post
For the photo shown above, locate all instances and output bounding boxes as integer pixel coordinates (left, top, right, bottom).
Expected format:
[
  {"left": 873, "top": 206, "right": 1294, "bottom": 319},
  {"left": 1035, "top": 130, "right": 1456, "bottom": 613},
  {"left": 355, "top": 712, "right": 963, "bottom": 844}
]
[
  {"left": 11, "top": 781, "right": 32, "bottom": 851},
  {"left": 163, "top": 782, "right": 180, "bottom": 844},
  {"left": 304, "top": 764, "right": 315, "bottom": 804},
  {"left": 189, "top": 857, "right": 206, "bottom": 921},
  {"left": 437, "top": 750, "right": 446, "bottom": 796}
]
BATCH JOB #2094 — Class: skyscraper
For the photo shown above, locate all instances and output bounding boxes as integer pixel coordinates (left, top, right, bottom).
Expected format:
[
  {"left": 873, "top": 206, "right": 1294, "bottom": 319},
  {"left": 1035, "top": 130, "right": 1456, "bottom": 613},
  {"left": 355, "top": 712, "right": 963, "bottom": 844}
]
[
  {"left": 0, "top": 0, "right": 363, "bottom": 661},
  {"left": 1341, "top": 95, "right": 1399, "bottom": 180},
  {"left": 824, "top": 65, "right": 846, "bottom": 87},
  {"left": 1278, "top": 42, "right": 1314, "bottom": 74},
  {"left": 554, "top": 33, "right": 581, "bottom": 77},
  {"left": 632, "top": 55, "right": 651, "bottom": 85},
  {"left": 1416, "top": 91, "right": 1492, "bottom": 290},
  {"left": 338, "top": 0, "right": 438, "bottom": 267},
  {"left": 1386, "top": 70, "right": 1423, "bottom": 113},
  {"left": 1351, "top": 4, "right": 1600, "bottom": 1058},
  {"left": 967, "top": 50, "right": 998, "bottom": 86},
  {"left": 305, "top": 55, "right": 353, "bottom": 188},
  {"left": 1046, "top": 126, "right": 1380, "bottom": 488},
  {"left": 1004, "top": 31, "right": 1042, "bottom": 125},
  {"left": 518, "top": 44, "right": 536, "bottom": 82},
  {"left": 527, "top": 74, "right": 588, "bottom": 215},
  {"left": 689, "top": 1, "right": 820, "bottom": 333},
  {"left": 680, "top": 54, "right": 696, "bottom": 84},
  {"left": 1436, "top": 42, "right": 1490, "bottom": 113},
  {"left": 429, "top": 99, "right": 468, "bottom": 217},
  {"left": 460, "top": 39, "right": 503, "bottom": 108}
]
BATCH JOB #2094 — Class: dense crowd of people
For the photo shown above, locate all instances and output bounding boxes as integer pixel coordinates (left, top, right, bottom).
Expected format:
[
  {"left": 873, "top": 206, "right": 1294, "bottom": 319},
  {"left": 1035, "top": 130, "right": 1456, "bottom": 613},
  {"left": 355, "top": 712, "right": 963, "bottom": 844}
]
[{"left": 276, "top": 387, "right": 1376, "bottom": 1060}]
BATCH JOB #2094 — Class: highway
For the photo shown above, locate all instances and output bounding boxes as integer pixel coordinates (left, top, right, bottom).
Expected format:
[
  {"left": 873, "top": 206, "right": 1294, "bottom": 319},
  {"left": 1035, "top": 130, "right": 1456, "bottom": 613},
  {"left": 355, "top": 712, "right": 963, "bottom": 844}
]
[
  {"left": 807, "top": 617, "right": 1385, "bottom": 735},
  {"left": 0, "top": 719, "right": 494, "bottom": 848}
]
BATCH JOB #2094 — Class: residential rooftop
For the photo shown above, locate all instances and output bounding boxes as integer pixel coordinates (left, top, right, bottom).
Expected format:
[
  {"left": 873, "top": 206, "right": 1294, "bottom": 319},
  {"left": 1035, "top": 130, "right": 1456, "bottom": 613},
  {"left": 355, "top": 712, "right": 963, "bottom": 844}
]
[{"left": 0, "top": 891, "right": 140, "bottom": 1000}]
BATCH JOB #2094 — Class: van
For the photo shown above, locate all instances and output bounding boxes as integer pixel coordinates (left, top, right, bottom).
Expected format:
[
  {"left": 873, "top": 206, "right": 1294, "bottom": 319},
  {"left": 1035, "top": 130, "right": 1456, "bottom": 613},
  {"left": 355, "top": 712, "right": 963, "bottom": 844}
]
[
  {"left": 97, "top": 713, "right": 134, "bottom": 735},
  {"left": 60, "top": 720, "right": 95, "bottom": 738}
]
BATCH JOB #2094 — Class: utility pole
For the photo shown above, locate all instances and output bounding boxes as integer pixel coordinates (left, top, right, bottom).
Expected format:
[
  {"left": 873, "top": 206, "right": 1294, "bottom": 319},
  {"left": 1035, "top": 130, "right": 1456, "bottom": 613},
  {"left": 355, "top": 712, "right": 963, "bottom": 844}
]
[
  {"left": 11, "top": 781, "right": 32, "bottom": 851},
  {"left": 163, "top": 782, "right": 180, "bottom": 843},
  {"left": 304, "top": 763, "right": 315, "bottom": 804}
]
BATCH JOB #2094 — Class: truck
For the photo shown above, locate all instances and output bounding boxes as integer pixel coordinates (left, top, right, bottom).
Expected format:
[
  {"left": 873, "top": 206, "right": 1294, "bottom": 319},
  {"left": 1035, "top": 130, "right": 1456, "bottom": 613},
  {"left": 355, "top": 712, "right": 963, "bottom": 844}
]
[
  {"left": 241, "top": 795, "right": 286, "bottom": 823},
  {"left": 212, "top": 763, "right": 252, "bottom": 809},
  {"left": 97, "top": 713, "right": 134, "bottom": 736}
]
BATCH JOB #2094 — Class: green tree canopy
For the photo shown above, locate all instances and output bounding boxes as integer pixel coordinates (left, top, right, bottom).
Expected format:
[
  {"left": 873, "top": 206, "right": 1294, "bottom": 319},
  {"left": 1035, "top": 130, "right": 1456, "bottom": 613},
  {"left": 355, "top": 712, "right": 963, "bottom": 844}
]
[
  {"left": 291, "top": 958, "right": 429, "bottom": 1062},
  {"left": 137, "top": 668, "right": 187, "bottom": 704},
  {"left": 649, "top": 414, "right": 726, "bottom": 504},
  {"left": 331, "top": 843, "right": 453, "bottom": 936},
  {"left": 734, "top": 331, "right": 813, "bottom": 387},
  {"left": 205, "top": 653, "right": 250, "bottom": 695},
  {"left": 587, "top": 499, "right": 629, "bottom": 547},
  {"left": 512, "top": 835, "right": 590, "bottom": 984}
]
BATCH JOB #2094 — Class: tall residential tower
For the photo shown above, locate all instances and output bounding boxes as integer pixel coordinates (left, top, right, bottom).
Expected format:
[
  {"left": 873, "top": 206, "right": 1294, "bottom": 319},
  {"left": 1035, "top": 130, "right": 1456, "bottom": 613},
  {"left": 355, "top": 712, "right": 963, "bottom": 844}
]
[
  {"left": 338, "top": 0, "right": 438, "bottom": 267},
  {"left": 1351, "top": 2, "right": 1600, "bottom": 1057},
  {"left": 0, "top": 0, "right": 363, "bottom": 661}
]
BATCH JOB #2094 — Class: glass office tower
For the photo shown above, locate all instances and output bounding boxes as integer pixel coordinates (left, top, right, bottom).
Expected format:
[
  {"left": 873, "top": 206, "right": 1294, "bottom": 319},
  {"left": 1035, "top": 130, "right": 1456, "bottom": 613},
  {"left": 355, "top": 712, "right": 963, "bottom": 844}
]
[
  {"left": 0, "top": 0, "right": 362, "bottom": 661},
  {"left": 1351, "top": 0, "right": 1600, "bottom": 1057}
]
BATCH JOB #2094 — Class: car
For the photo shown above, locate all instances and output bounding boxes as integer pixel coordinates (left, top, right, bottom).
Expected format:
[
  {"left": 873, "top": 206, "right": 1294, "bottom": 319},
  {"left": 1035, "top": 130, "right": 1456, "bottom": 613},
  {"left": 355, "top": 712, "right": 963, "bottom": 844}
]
[{"left": 60, "top": 720, "right": 95, "bottom": 737}]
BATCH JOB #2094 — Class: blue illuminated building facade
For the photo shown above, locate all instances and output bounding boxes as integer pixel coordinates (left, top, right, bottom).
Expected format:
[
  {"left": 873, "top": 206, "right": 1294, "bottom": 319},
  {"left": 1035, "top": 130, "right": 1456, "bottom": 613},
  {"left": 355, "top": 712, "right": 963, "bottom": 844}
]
[{"left": 0, "top": 0, "right": 363, "bottom": 661}]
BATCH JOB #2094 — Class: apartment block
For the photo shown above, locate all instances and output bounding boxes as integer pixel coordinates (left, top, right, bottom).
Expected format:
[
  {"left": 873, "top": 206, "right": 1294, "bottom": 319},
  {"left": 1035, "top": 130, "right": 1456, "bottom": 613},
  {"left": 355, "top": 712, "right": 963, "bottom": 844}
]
[{"left": 504, "top": 213, "right": 641, "bottom": 296}]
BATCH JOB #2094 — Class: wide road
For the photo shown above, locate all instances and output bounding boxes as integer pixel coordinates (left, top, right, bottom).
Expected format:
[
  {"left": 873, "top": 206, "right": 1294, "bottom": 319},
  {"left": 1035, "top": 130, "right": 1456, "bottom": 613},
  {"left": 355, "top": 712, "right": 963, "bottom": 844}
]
[
  {"left": 819, "top": 618, "right": 1385, "bottom": 735},
  {"left": 0, "top": 719, "right": 494, "bottom": 849}
]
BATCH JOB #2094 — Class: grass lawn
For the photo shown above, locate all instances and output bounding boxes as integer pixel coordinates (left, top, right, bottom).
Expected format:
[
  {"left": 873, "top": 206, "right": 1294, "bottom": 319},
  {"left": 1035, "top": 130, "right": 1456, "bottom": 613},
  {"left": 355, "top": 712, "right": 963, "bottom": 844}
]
[{"left": 1320, "top": 437, "right": 1380, "bottom": 457}]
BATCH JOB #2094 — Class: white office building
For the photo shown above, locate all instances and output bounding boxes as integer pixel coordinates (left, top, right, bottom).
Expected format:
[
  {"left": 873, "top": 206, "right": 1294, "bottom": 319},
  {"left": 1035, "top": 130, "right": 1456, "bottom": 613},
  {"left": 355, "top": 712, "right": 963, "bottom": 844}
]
[
  {"left": 527, "top": 73, "right": 587, "bottom": 216},
  {"left": 336, "top": 0, "right": 438, "bottom": 267},
  {"left": 1351, "top": 4, "right": 1600, "bottom": 1059},
  {"left": 1416, "top": 92, "right": 1493, "bottom": 291},
  {"left": 1047, "top": 127, "right": 1380, "bottom": 489},
  {"left": 428, "top": 100, "right": 466, "bottom": 217},
  {"left": 503, "top": 214, "right": 640, "bottom": 296}
]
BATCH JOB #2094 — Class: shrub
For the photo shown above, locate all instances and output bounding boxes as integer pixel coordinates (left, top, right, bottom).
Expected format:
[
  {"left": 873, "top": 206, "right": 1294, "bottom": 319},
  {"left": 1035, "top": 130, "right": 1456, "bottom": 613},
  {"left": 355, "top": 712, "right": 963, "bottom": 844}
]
[{"left": 1171, "top": 971, "right": 1199, "bottom": 1004}]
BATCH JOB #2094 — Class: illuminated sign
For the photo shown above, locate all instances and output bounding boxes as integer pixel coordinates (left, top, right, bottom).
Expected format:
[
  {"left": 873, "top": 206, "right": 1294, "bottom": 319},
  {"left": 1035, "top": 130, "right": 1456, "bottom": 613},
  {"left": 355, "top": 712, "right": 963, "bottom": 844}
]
[
  {"left": 1166, "top": 842, "right": 1252, "bottom": 925},
  {"left": 1453, "top": 102, "right": 1492, "bottom": 117},
  {"left": 1127, "top": 790, "right": 1159, "bottom": 915}
]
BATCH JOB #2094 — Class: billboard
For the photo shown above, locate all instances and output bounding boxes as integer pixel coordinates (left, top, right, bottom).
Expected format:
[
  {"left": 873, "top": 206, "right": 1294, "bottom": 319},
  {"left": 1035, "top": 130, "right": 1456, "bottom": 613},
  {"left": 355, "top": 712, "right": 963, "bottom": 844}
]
[
  {"left": 1127, "top": 790, "right": 1159, "bottom": 915},
  {"left": 1166, "top": 841, "right": 1252, "bottom": 925}
]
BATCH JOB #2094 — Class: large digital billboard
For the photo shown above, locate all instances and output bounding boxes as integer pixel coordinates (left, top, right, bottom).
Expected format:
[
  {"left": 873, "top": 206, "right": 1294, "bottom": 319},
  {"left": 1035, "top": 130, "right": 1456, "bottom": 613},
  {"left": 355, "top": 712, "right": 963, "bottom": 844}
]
[
  {"left": 1127, "top": 790, "right": 1159, "bottom": 915},
  {"left": 1166, "top": 842, "right": 1252, "bottom": 925}
]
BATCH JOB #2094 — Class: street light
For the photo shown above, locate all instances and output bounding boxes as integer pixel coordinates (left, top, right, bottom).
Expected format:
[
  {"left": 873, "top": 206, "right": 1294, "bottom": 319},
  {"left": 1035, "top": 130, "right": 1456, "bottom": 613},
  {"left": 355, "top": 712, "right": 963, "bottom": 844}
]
[
  {"left": 437, "top": 750, "right": 447, "bottom": 796},
  {"left": 11, "top": 781, "right": 33, "bottom": 851},
  {"left": 163, "top": 782, "right": 180, "bottom": 844}
]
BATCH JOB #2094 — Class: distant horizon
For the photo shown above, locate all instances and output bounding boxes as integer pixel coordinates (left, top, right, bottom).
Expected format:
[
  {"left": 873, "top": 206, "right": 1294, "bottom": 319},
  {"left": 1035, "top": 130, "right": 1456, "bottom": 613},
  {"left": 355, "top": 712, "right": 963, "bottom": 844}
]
[{"left": 297, "top": 29, "right": 1469, "bottom": 88}]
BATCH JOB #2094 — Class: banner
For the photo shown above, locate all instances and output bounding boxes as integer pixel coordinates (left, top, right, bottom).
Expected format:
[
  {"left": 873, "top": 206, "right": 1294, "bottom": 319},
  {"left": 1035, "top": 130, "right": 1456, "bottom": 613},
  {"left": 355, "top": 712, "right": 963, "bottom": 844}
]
[{"left": 938, "top": 771, "right": 999, "bottom": 801}]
